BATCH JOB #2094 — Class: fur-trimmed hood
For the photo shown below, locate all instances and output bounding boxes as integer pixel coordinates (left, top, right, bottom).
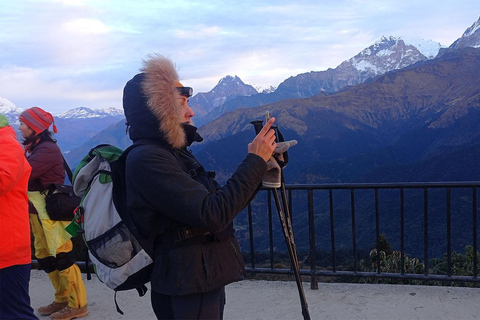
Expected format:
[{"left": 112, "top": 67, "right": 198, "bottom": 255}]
[{"left": 123, "top": 55, "right": 187, "bottom": 148}]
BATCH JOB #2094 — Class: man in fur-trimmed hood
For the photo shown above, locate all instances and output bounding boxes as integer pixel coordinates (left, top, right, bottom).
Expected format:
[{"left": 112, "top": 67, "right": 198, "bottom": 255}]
[
  {"left": 124, "top": 54, "right": 199, "bottom": 148},
  {"left": 123, "top": 55, "right": 277, "bottom": 319}
]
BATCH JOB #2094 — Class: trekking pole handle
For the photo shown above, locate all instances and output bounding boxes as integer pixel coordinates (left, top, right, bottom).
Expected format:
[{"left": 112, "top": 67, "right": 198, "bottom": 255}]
[
  {"left": 250, "top": 119, "right": 279, "bottom": 140},
  {"left": 250, "top": 120, "right": 263, "bottom": 135}
]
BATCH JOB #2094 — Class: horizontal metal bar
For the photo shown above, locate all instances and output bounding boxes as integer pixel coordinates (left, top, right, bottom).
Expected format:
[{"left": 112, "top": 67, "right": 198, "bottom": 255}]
[
  {"left": 281, "top": 181, "right": 480, "bottom": 190},
  {"left": 246, "top": 268, "right": 480, "bottom": 283}
]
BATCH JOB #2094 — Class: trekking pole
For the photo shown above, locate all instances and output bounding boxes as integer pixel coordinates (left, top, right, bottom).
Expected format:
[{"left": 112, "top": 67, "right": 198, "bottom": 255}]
[
  {"left": 279, "top": 169, "right": 299, "bottom": 262},
  {"left": 250, "top": 118, "right": 310, "bottom": 320},
  {"left": 271, "top": 173, "right": 311, "bottom": 320}
]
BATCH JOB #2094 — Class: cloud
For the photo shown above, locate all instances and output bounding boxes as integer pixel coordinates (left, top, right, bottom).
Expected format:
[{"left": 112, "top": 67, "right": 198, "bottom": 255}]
[
  {"left": 0, "top": 66, "right": 122, "bottom": 113},
  {"left": 63, "top": 18, "right": 112, "bottom": 34},
  {"left": 51, "top": 0, "right": 88, "bottom": 6},
  {"left": 174, "top": 25, "right": 223, "bottom": 39},
  {"left": 1, "top": 0, "right": 480, "bottom": 112}
]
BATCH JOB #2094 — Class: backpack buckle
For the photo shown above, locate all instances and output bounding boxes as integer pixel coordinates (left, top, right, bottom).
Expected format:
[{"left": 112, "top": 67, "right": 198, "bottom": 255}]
[{"left": 176, "top": 227, "right": 193, "bottom": 241}]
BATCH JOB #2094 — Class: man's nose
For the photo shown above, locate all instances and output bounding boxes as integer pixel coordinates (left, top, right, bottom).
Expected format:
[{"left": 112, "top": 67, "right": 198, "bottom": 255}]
[{"left": 187, "top": 104, "right": 195, "bottom": 117}]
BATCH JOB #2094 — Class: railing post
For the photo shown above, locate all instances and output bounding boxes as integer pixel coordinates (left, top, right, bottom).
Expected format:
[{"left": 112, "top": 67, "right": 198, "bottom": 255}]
[
  {"left": 473, "top": 188, "right": 478, "bottom": 279},
  {"left": 446, "top": 188, "right": 452, "bottom": 277},
  {"left": 268, "top": 190, "right": 274, "bottom": 270},
  {"left": 350, "top": 189, "right": 357, "bottom": 273},
  {"left": 424, "top": 188, "right": 429, "bottom": 277},
  {"left": 400, "top": 188, "right": 405, "bottom": 275},
  {"left": 308, "top": 189, "right": 318, "bottom": 289},
  {"left": 248, "top": 204, "right": 255, "bottom": 269},
  {"left": 375, "top": 189, "right": 381, "bottom": 274},
  {"left": 329, "top": 189, "right": 336, "bottom": 272}
]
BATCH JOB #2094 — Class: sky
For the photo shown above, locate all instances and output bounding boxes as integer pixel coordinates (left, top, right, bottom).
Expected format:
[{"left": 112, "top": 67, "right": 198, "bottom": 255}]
[{"left": 1, "top": 0, "right": 480, "bottom": 114}]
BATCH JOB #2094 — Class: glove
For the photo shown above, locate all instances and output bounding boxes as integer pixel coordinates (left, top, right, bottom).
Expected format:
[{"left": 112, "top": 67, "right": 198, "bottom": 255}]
[
  {"left": 274, "top": 140, "right": 297, "bottom": 166},
  {"left": 262, "top": 140, "right": 297, "bottom": 188},
  {"left": 275, "top": 140, "right": 297, "bottom": 154},
  {"left": 262, "top": 157, "right": 282, "bottom": 188}
]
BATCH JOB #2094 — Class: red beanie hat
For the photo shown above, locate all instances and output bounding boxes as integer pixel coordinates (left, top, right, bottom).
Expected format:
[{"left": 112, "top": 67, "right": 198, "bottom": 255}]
[{"left": 19, "top": 107, "right": 58, "bottom": 135}]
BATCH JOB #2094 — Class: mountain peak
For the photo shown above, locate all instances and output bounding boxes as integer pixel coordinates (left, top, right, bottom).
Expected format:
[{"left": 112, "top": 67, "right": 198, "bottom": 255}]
[
  {"left": 57, "top": 107, "right": 124, "bottom": 119},
  {"left": 401, "top": 38, "right": 442, "bottom": 59},
  {"left": 347, "top": 35, "right": 439, "bottom": 75},
  {"left": 220, "top": 75, "right": 239, "bottom": 81},
  {"left": 0, "top": 97, "right": 20, "bottom": 113},
  {"left": 210, "top": 75, "right": 257, "bottom": 94},
  {"left": 359, "top": 35, "right": 401, "bottom": 56},
  {"left": 379, "top": 35, "right": 397, "bottom": 43},
  {"left": 0, "top": 98, "right": 23, "bottom": 125},
  {"left": 188, "top": 75, "right": 259, "bottom": 120},
  {"left": 217, "top": 75, "right": 244, "bottom": 86},
  {"left": 359, "top": 35, "right": 440, "bottom": 58},
  {"left": 248, "top": 83, "right": 276, "bottom": 94},
  {"left": 448, "top": 16, "right": 480, "bottom": 50},
  {"left": 463, "top": 16, "right": 480, "bottom": 38}
]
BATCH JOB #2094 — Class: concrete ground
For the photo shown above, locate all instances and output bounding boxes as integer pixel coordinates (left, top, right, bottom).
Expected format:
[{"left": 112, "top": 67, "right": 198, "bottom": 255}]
[{"left": 29, "top": 269, "right": 480, "bottom": 320}]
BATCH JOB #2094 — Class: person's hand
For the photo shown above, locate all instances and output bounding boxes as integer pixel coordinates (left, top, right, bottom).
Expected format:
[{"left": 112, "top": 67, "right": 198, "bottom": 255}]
[{"left": 248, "top": 117, "right": 277, "bottom": 162}]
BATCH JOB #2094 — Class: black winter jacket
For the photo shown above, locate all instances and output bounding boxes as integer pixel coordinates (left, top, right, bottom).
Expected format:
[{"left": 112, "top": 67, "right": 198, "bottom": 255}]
[{"left": 126, "top": 140, "right": 265, "bottom": 295}]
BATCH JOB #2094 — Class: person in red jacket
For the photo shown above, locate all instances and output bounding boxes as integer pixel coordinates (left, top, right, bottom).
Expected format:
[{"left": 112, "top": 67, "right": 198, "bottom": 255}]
[
  {"left": 20, "top": 107, "right": 88, "bottom": 320},
  {"left": 0, "top": 114, "right": 38, "bottom": 320}
]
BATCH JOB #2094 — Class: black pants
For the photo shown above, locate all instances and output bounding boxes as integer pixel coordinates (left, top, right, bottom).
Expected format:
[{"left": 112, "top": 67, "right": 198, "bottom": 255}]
[
  {"left": 151, "top": 287, "right": 225, "bottom": 320},
  {"left": 0, "top": 264, "right": 38, "bottom": 320}
]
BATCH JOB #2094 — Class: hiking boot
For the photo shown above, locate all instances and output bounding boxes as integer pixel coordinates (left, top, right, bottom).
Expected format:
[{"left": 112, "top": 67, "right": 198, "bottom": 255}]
[
  {"left": 37, "top": 301, "right": 68, "bottom": 316},
  {"left": 50, "top": 305, "right": 88, "bottom": 320}
]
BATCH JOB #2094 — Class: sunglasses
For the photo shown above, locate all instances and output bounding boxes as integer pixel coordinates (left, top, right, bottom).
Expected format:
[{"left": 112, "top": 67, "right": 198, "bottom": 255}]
[{"left": 176, "top": 87, "right": 193, "bottom": 97}]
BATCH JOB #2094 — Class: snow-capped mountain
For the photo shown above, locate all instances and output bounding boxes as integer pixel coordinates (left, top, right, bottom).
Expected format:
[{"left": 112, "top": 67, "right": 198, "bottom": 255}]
[
  {"left": 0, "top": 97, "right": 22, "bottom": 125},
  {"left": 339, "top": 36, "right": 440, "bottom": 81},
  {"left": 249, "top": 83, "right": 277, "bottom": 94},
  {"left": 54, "top": 108, "right": 125, "bottom": 153},
  {"left": 0, "top": 97, "right": 19, "bottom": 112},
  {"left": 194, "top": 36, "right": 442, "bottom": 126},
  {"left": 0, "top": 101, "right": 124, "bottom": 123},
  {"left": 256, "top": 35, "right": 440, "bottom": 101},
  {"left": 57, "top": 107, "right": 124, "bottom": 119},
  {"left": 449, "top": 15, "right": 480, "bottom": 49},
  {"left": 402, "top": 38, "right": 442, "bottom": 58},
  {"left": 0, "top": 100, "right": 125, "bottom": 153},
  {"left": 188, "top": 75, "right": 258, "bottom": 117},
  {"left": 212, "top": 75, "right": 258, "bottom": 96}
]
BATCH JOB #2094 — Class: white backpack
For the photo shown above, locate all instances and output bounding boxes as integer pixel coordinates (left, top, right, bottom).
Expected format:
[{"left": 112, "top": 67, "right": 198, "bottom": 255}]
[{"left": 67, "top": 144, "right": 153, "bottom": 314}]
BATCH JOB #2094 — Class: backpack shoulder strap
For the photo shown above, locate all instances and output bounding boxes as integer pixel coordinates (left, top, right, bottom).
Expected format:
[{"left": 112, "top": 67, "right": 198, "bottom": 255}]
[
  {"left": 174, "top": 148, "right": 207, "bottom": 178},
  {"left": 111, "top": 140, "right": 159, "bottom": 257},
  {"left": 62, "top": 156, "right": 74, "bottom": 184}
]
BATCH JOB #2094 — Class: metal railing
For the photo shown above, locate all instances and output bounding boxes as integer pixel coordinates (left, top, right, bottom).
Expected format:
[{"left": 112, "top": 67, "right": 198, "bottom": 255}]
[{"left": 242, "top": 182, "right": 480, "bottom": 288}]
